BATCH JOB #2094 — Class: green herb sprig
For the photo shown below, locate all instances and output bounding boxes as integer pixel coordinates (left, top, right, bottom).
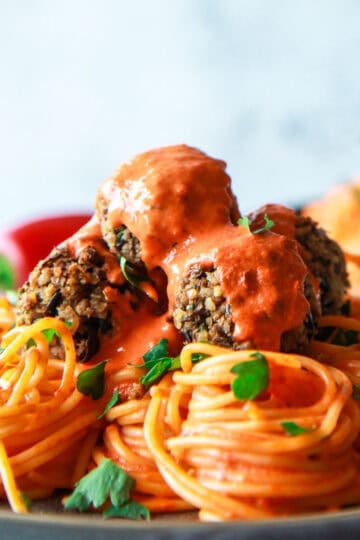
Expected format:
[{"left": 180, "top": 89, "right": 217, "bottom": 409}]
[
  {"left": 238, "top": 213, "right": 274, "bottom": 235},
  {"left": 27, "top": 320, "right": 72, "bottom": 349},
  {"left": 97, "top": 389, "right": 120, "bottom": 419},
  {"left": 281, "top": 421, "right": 314, "bottom": 436},
  {"left": 64, "top": 458, "right": 149, "bottom": 520},
  {"left": 139, "top": 339, "right": 207, "bottom": 388},
  {"left": 76, "top": 360, "right": 108, "bottom": 400},
  {"left": 120, "top": 256, "right": 147, "bottom": 290},
  {"left": 230, "top": 352, "right": 269, "bottom": 400}
]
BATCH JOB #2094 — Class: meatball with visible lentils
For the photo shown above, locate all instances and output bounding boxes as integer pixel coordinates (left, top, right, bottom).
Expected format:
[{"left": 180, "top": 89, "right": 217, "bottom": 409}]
[
  {"left": 294, "top": 216, "right": 348, "bottom": 315},
  {"left": 173, "top": 264, "right": 319, "bottom": 354},
  {"left": 16, "top": 245, "right": 122, "bottom": 362},
  {"left": 248, "top": 205, "right": 348, "bottom": 316}
]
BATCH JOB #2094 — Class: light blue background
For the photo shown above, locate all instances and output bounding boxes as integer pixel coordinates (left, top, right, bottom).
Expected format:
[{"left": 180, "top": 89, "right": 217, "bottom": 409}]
[{"left": 1, "top": 0, "right": 360, "bottom": 229}]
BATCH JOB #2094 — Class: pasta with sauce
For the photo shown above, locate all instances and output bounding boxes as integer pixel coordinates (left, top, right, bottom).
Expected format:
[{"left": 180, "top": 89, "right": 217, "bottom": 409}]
[{"left": 0, "top": 144, "right": 359, "bottom": 521}]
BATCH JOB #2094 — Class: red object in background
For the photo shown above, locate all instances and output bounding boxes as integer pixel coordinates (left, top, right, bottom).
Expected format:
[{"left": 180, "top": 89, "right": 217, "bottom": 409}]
[{"left": 0, "top": 213, "right": 92, "bottom": 287}]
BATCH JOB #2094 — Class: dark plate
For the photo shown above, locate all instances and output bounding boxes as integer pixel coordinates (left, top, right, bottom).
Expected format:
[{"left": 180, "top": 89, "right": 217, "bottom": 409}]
[{"left": 2, "top": 497, "right": 360, "bottom": 540}]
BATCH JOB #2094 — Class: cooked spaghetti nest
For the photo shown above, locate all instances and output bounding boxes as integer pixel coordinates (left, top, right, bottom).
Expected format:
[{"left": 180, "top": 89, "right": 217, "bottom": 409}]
[
  {"left": 1, "top": 303, "right": 360, "bottom": 521},
  {"left": 94, "top": 340, "right": 360, "bottom": 520},
  {"left": 0, "top": 315, "right": 103, "bottom": 512}
]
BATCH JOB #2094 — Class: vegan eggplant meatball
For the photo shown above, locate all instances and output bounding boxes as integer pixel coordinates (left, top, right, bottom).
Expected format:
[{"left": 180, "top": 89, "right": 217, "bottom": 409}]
[
  {"left": 295, "top": 216, "right": 348, "bottom": 314},
  {"left": 173, "top": 266, "right": 318, "bottom": 354},
  {"left": 248, "top": 205, "right": 348, "bottom": 315},
  {"left": 172, "top": 230, "right": 319, "bottom": 353},
  {"left": 96, "top": 144, "right": 240, "bottom": 269},
  {"left": 16, "top": 243, "right": 134, "bottom": 362}
]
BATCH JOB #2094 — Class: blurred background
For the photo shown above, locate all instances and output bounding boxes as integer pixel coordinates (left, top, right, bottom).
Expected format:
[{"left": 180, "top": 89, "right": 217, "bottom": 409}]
[{"left": 1, "top": 0, "right": 360, "bottom": 229}]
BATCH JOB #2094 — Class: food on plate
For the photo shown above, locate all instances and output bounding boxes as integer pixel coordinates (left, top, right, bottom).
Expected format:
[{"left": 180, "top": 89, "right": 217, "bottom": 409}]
[
  {"left": 17, "top": 244, "right": 123, "bottom": 361},
  {"left": 96, "top": 145, "right": 240, "bottom": 267},
  {"left": 172, "top": 234, "right": 319, "bottom": 353},
  {"left": 0, "top": 144, "right": 360, "bottom": 521}
]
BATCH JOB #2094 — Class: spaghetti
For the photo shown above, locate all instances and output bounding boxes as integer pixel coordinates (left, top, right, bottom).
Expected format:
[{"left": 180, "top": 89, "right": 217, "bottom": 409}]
[
  {"left": 0, "top": 308, "right": 103, "bottom": 512},
  {"left": 1, "top": 298, "right": 360, "bottom": 519},
  {"left": 1, "top": 145, "right": 360, "bottom": 521}
]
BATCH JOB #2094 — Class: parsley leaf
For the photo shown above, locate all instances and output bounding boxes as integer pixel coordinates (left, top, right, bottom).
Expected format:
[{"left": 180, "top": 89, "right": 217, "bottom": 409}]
[
  {"left": 65, "top": 458, "right": 148, "bottom": 520},
  {"left": 231, "top": 352, "right": 269, "bottom": 400},
  {"left": 103, "top": 500, "right": 149, "bottom": 520},
  {"left": 139, "top": 339, "right": 207, "bottom": 388},
  {"left": 143, "top": 338, "right": 169, "bottom": 365},
  {"left": 237, "top": 216, "right": 251, "bottom": 232},
  {"left": 119, "top": 256, "right": 158, "bottom": 302},
  {"left": 281, "top": 421, "right": 314, "bottom": 436},
  {"left": 140, "top": 358, "right": 172, "bottom": 387},
  {"left": 27, "top": 320, "right": 73, "bottom": 349},
  {"left": 97, "top": 389, "right": 120, "bottom": 419},
  {"left": 76, "top": 360, "right": 108, "bottom": 400},
  {"left": 0, "top": 255, "right": 15, "bottom": 290},
  {"left": 237, "top": 213, "right": 274, "bottom": 235},
  {"left": 41, "top": 328, "right": 58, "bottom": 343},
  {"left": 120, "top": 256, "right": 147, "bottom": 290}
]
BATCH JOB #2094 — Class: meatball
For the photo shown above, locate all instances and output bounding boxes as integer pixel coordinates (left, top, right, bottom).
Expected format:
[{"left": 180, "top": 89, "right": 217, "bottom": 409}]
[
  {"left": 16, "top": 244, "right": 131, "bottom": 362},
  {"left": 96, "top": 145, "right": 240, "bottom": 269},
  {"left": 173, "top": 265, "right": 240, "bottom": 349},
  {"left": 173, "top": 250, "right": 320, "bottom": 355},
  {"left": 294, "top": 216, "right": 348, "bottom": 315},
  {"left": 97, "top": 190, "right": 144, "bottom": 271},
  {"left": 248, "top": 205, "right": 348, "bottom": 315}
]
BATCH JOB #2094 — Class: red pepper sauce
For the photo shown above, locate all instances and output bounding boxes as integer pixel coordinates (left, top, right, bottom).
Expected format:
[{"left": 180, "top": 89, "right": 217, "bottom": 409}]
[{"left": 66, "top": 145, "right": 313, "bottom": 365}]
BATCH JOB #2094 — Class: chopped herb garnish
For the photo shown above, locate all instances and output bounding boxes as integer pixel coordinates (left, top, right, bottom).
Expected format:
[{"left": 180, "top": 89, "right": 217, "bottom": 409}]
[
  {"left": 103, "top": 500, "right": 149, "bottom": 520},
  {"left": 119, "top": 256, "right": 158, "bottom": 302},
  {"left": 139, "top": 339, "right": 207, "bottom": 388},
  {"left": 120, "top": 256, "right": 147, "bottom": 290},
  {"left": 143, "top": 338, "right": 168, "bottom": 365},
  {"left": 0, "top": 255, "right": 15, "bottom": 290},
  {"left": 281, "top": 421, "right": 314, "bottom": 436},
  {"left": 352, "top": 384, "right": 360, "bottom": 400},
  {"left": 27, "top": 320, "right": 73, "bottom": 349},
  {"left": 231, "top": 352, "right": 269, "bottom": 400},
  {"left": 237, "top": 216, "right": 251, "bottom": 232},
  {"left": 64, "top": 458, "right": 149, "bottom": 520},
  {"left": 238, "top": 213, "right": 274, "bottom": 235},
  {"left": 76, "top": 360, "right": 108, "bottom": 400},
  {"left": 41, "top": 328, "right": 57, "bottom": 343},
  {"left": 97, "top": 389, "right": 120, "bottom": 419}
]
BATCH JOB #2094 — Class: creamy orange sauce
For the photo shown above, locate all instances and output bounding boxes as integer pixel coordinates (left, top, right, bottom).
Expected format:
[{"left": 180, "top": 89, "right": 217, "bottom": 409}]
[
  {"left": 99, "top": 311, "right": 183, "bottom": 372},
  {"left": 162, "top": 226, "right": 309, "bottom": 350},
  {"left": 65, "top": 145, "right": 315, "bottom": 365},
  {"left": 98, "top": 145, "right": 236, "bottom": 268}
]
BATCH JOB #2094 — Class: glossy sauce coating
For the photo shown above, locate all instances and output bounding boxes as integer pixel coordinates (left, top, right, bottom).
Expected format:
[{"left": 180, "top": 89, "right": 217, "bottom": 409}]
[
  {"left": 93, "top": 146, "right": 312, "bottom": 359},
  {"left": 98, "top": 145, "right": 237, "bottom": 268}
]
